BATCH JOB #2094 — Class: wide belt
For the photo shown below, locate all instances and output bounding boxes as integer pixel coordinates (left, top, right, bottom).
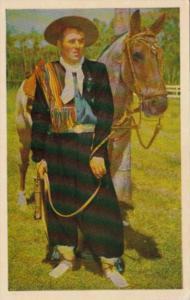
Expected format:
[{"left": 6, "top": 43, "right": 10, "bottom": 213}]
[{"left": 50, "top": 123, "right": 95, "bottom": 134}]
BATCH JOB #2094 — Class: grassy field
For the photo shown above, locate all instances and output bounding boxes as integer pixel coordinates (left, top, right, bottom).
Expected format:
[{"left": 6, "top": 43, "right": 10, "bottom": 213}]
[{"left": 7, "top": 87, "right": 181, "bottom": 290}]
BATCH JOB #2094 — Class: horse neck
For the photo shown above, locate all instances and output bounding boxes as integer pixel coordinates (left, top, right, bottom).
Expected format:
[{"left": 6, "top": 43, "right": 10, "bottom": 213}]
[{"left": 98, "top": 33, "right": 133, "bottom": 120}]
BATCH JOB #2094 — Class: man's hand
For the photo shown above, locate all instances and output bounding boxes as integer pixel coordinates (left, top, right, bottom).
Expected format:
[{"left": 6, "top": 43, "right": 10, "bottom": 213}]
[
  {"left": 89, "top": 156, "right": 106, "bottom": 179},
  {"left": 37, "top": 159, "right": 47, "bottom": 179}
]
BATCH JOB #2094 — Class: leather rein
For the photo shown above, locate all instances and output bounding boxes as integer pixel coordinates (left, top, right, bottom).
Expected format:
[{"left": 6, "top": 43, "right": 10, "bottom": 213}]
[{"left": 110, "top": 30, "right": 167, "bottom": 149}]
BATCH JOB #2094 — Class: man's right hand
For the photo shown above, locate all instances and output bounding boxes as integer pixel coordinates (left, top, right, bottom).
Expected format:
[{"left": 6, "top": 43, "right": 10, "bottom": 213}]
[
  {"left": 89, "top": 156, "right": 106, "bottom": 179},
  {"left": 37, "top": 159, "right": 47, "bottom": 179}
]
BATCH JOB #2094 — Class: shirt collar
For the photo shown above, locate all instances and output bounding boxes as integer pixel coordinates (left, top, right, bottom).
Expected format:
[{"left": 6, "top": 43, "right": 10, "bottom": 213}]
[{"left": 60, "top": 56, "right": 85, "bottom": 72}]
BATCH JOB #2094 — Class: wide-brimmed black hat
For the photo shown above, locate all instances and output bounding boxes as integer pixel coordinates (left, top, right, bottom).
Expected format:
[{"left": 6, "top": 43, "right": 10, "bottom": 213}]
[{"left": 44, "top": 15, "right": 99, "bottom": 47}]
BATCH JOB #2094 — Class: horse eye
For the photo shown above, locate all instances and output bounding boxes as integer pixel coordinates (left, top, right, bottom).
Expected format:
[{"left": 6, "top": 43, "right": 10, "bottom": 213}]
[{"left": 132, "top": 52, "right": 144, "bottom": 61}]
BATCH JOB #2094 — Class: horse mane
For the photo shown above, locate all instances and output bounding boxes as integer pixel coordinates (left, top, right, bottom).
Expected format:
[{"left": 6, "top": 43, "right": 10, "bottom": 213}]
[
  {"left": 97, "top": 31, "right": 128, "bottom": 60},
  {"left": 98, "top": 31, "right": 129, "bottom": 98}
]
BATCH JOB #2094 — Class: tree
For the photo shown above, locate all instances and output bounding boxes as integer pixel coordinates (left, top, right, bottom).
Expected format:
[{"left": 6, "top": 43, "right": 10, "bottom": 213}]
[{"left": 7, "top": 8, "right": 179, "bottom": 86}]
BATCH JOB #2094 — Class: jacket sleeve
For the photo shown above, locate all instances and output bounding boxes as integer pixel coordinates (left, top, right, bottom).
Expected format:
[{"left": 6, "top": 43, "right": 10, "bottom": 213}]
[
  {"left": 31, "top": 80, "right": 50, "bottom": 163},
  {"left": 91, "top": 63, "right": 114, "bottom": 159}
]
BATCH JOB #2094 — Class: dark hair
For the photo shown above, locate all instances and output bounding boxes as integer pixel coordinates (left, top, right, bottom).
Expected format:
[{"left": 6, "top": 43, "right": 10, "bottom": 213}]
[{"left": 59, "top": 26, "right": 85, "bottom": 41}]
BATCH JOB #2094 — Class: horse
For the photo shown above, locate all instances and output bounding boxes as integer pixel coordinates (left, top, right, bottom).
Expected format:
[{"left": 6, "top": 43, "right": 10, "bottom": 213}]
[
  {"left": 16, "top": 10, "right": 168, "bottom": 215},
  {"left": 98, "top": 10, "right": 167, "bottom": 211}
]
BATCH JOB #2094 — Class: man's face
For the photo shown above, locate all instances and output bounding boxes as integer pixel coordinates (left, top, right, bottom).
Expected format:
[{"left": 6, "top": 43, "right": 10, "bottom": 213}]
[{"left": 59, "top": 27, "right": 85, "bottom": 64}]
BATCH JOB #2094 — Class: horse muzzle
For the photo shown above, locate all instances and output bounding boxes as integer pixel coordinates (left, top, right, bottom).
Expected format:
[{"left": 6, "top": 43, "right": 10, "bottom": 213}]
[{"left": 142, "top": 95, "right": 168, "bottom": 116}]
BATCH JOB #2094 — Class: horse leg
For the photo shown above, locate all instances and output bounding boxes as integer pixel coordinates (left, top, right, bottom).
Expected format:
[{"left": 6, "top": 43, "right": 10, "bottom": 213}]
[
  {"left": 18, "top": 142, "right": 30, "bottom": 206},
  {"left": 16, "top": 85, "right": 33, "bottom": 206},
  {"left": 108, "top": 130, "right": 132, "bottom": 225},
  {"left": 16, "top": 111, "right": 31, "bottom": 205}
]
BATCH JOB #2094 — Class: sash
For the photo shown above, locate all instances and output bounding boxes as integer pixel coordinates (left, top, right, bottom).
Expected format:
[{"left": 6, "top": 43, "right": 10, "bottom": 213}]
[
  {"left": 34, "top": 61, "right": 77, "bottom": 132},
  {"left": 24, "top": 60, "right": 96, "bottom": 133}
]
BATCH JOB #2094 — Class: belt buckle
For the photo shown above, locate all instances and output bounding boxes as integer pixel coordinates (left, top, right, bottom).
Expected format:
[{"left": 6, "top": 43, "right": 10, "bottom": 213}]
[{"left": 73, "top": 124, "right": 84, "bottom": 134}]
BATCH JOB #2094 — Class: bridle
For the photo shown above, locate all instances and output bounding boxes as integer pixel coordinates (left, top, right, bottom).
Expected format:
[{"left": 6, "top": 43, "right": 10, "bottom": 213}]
[
  {"left": 110, "top": 30, "right": 168, "bottom": 149},
  {"left": 123, "top": 30, "right": 166, "bottom": 100}
]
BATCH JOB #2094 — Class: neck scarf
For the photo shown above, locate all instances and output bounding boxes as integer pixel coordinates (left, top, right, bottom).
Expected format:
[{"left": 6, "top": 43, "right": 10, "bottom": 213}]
[{"left": 60, "top": 56, "right": 84, "bottom": 104}]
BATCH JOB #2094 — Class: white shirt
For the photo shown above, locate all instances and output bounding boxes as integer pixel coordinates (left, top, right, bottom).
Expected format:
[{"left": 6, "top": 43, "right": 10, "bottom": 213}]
[{"left": 60, "top": 56, "right": 84, "bottom": 104}]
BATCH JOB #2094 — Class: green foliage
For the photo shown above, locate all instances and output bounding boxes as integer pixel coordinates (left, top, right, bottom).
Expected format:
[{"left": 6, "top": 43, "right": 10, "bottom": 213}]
[
  {"left": 7, "top": 31, "right": 59, "bottom": 85},
  {"left": 7, "top": 8, "right": 179, "bottom": 85},
  {"left": 159, "top": 9, "right": 180, "bottom": 84},
  {"left": 8, "top": 88, "right": 181, "bottom": 289},
  {"left": 7, "top": 19, "right": 114, "bottom": 85},
  {"left": 85, "top": 18, "right": 114, "bottom": 59},
  {"left": 141, "top": 9, "right": 180, "bottom": 84}
]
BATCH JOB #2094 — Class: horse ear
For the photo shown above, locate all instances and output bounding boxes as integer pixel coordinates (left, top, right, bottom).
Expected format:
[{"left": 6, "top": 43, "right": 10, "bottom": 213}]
[
  {"left": 149, "top": 13, "right": 166, "bottom": 35},
  {"left": 130, "top": 9, "right": 141, "bottom": 36}
]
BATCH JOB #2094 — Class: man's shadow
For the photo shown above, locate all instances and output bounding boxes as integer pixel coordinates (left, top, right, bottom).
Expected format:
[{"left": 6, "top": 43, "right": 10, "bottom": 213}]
[
  {"left": 122, "top": 203, "right": 161, "bottom": 260},
  {"left": 124, "top": 225, "right": 161, "bottom": 259},
  {"left": 74, "top": 211, "right": 161, "bottom": 275}
]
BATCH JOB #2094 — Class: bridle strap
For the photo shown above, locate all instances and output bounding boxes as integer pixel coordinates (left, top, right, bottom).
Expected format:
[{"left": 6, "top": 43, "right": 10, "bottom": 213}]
[
  {"left": 130, "top": 115, "right": 162, "bottom": 149},
  {"left": 99, "top": 31, "right": 166, "bottom": 148},
  {"left": 124, "top": 31, "right": 166, "bottom": 100}
]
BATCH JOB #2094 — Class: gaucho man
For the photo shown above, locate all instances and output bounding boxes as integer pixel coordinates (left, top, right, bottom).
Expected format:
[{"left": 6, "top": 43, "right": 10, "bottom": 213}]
[{"left": 31, "top": 15, "right": 127, "bottom": 288}]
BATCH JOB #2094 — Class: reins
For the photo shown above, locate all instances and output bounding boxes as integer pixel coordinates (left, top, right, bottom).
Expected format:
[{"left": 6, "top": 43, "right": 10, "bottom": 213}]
[
  {"left": 43, "top": 172, "right": 102, "bottom": 218},
  {"left": 119, "top": 30, "right": 166, "bottom": 149}
]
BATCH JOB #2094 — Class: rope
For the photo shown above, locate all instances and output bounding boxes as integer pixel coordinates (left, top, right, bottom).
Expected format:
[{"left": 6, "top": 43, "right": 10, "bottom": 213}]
[
  {"left": 43, "top": 172, "right": 101, "bottom": 218},
  {"left": 131, "top": 115, "right": 161, "bottom": 149},
  {"left": 38, "top": 112, "right": 161, "bottom": 222},
  {"left": 90, "top": 112, "right": 161, "bottom": 157}
]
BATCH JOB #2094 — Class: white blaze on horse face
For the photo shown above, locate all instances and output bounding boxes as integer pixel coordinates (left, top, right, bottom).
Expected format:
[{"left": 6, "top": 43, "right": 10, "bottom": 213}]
[{"left": 58, "top": 28, "right": 85, "bottom": 65}]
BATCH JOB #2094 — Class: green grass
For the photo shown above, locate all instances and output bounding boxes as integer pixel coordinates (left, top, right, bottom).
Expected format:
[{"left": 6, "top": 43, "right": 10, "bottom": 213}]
[{"left": 8, "top": 88, "right": 181, "bottom": 290}]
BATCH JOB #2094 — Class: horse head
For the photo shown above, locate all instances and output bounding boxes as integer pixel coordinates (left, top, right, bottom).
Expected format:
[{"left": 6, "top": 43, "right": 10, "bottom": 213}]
[{"left": 121, "top": 10, "right": 168, "bottom": 116}]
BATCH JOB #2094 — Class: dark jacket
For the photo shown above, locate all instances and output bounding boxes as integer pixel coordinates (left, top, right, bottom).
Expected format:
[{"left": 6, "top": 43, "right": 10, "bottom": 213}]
[
  {"left": 31, "top": 58, "right": 124, "bottom": 258},
  {"left": 31, "top": 58, "right": 114, "bottom": 162}
]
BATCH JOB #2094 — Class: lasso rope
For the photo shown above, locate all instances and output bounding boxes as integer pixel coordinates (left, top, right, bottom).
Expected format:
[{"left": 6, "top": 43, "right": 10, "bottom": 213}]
[
  {"left": 40, "top": 108, "right": 162, "bottom": 219},
  {"left": 43, "top": 172, "right": 101, "bottom": 218}
]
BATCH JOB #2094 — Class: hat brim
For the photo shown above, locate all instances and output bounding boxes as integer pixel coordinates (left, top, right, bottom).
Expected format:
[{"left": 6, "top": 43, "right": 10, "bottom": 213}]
[{"left": 44, "top": 16, "right": 99, "bottom": 47}]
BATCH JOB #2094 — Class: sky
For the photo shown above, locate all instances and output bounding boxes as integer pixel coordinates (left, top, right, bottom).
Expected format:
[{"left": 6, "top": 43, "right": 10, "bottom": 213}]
[
  {"left": 6, "top": 9, "right": 115, "bottom": 34},
  {"left": 6, "top": 8, "right": 154, "bottom": 35}
]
